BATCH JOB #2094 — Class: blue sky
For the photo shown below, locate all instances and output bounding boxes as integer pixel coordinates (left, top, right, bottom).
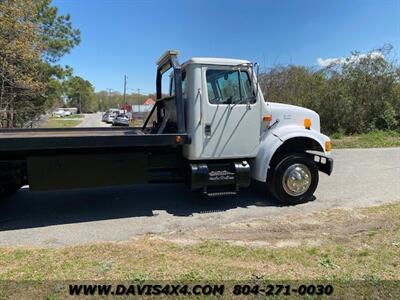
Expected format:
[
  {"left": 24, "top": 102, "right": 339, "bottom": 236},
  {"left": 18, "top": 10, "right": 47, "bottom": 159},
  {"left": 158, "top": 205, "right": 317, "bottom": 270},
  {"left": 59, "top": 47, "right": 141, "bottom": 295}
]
[{"left": 53, "top": 0, "right": 400, "bottom": 94}]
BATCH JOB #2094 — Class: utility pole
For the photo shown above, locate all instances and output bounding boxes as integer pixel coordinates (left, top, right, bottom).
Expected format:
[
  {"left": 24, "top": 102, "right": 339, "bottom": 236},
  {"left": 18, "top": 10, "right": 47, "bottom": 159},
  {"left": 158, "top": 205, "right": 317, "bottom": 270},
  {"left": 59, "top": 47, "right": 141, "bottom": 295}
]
[
  {"left": 123, "top": 75, "right": 127, "bottom": 105},
  {"left": 137, "top": 88, "right": 140, "bottom": 105},
  {"left": 107, "top": 88, "right": 113, "bottom": 110}
]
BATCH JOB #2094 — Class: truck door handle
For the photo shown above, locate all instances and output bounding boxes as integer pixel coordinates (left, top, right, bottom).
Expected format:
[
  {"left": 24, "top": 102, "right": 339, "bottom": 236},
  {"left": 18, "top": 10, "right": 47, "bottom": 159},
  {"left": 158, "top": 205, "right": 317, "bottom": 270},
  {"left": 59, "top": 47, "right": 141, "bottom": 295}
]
[
  {"left": 197, "top": 88, "right": 203, "bottom": 125},
  {"left": 205, "top": 124, "right": 211, "bottom": 136}
]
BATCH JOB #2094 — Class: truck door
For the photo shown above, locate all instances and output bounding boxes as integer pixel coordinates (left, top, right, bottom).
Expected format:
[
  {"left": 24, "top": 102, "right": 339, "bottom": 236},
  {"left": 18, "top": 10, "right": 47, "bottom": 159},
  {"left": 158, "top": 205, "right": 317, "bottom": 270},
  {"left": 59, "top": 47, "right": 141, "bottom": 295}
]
[{"left": 200, "top": 66, "right": 261, "bottom": 159}]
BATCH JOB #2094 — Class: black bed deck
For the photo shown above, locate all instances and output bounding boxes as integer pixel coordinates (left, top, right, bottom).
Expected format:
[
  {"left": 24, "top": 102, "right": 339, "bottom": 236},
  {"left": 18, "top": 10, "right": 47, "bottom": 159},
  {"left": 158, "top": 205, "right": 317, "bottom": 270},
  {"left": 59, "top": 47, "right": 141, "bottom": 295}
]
[{"left": 0, "top": 127, "right": 189, "bottom": 152}]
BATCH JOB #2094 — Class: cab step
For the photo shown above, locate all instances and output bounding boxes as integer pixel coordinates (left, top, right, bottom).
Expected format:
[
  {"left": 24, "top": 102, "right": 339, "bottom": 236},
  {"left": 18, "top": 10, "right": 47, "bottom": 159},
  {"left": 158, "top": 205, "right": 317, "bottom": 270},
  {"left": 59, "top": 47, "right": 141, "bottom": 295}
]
[{"left": 205, "top": 191, "right": 237, "bottom": 197}]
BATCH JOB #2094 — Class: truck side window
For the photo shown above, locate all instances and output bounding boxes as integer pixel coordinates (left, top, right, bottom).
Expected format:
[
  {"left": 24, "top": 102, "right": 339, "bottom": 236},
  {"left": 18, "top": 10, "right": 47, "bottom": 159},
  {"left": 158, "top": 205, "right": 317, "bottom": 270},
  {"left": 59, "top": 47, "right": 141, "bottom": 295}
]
[
  {"left": 240, "top": 71, "right": 254, "bottom": 101},
  {"left": 207, "top": 82, "right": 216, "bottom": 101},
  {"left": 206, "top": 69, "right": 255, "bottom": 105}
]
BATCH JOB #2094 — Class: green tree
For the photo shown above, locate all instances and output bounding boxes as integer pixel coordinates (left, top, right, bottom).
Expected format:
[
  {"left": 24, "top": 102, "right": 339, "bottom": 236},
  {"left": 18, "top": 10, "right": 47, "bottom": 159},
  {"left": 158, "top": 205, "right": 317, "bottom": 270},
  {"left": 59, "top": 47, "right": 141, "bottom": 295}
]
[
  {"left": 64, "top": 76, "right": 96, "bottom": 113},
  {"left": 0, "top": 0, "right": 80, "bottom": 127},
  {"left": 0, "top": 0, "right": 44, "bottom": 127},
  {"left": 36, "top": 0, "right": 81, "bottom": 62}
]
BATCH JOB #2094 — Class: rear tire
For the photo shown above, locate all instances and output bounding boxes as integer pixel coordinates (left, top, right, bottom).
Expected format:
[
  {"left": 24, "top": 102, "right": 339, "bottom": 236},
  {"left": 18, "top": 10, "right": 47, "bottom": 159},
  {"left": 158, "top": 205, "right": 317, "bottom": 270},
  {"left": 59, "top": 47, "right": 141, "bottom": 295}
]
[
  {"left": 0, "top": 184, "right": 21, "bottom": 197},
  {"left": 268, "top": 153, "right": 318, "bottom": 205}
]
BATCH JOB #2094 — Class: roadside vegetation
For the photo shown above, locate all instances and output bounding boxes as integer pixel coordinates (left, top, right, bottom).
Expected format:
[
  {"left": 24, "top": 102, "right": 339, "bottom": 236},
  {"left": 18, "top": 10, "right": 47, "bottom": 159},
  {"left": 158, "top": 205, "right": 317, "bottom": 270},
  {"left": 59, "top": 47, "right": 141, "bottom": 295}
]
[
  {"left": 0, "top": 202, "right": 399, "bottom": 281},
  {"left": 332, "top": 130, "right": 400, "bottom": 148},
  {"left": 96, "top": 91, "right": 154, "bottom": 112},
  {"left": 259, "top": 45, "right": 400, "bottom": 136}
]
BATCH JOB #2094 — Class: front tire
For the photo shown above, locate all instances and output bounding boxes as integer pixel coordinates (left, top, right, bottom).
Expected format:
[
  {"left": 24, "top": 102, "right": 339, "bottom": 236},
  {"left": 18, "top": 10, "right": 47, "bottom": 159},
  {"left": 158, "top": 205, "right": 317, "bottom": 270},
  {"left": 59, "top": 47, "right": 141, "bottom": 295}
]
[{"left": 268, "top": 153, "right": 319, "bottom": 205}]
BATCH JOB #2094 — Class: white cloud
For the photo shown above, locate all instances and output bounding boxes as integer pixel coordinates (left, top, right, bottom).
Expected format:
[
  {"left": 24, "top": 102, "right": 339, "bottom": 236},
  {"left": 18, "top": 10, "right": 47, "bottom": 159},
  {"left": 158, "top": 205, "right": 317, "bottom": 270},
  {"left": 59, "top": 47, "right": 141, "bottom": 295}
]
[
  {"left": 317, "top": 51, "right": 384, "bottom": 67},
  {"left": 317, "top": 57, "right": 341, "bottom": 67}
]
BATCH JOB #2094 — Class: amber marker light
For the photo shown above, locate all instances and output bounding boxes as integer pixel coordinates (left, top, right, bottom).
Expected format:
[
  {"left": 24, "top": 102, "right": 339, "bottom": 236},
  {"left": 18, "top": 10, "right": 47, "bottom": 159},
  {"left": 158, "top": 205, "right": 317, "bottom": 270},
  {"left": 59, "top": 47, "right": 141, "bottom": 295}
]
[
  {"left": 304, "top": 118, "right": 312, "bottom": 129},
  {"left": 325, "top": 141, "right": 332, "bottom": 152},
  {"left": 175, "top": 135, "right": 183, "bottom": 143},
  {"left": 263, "top": 114, "right": 272, "bottom": 122}
]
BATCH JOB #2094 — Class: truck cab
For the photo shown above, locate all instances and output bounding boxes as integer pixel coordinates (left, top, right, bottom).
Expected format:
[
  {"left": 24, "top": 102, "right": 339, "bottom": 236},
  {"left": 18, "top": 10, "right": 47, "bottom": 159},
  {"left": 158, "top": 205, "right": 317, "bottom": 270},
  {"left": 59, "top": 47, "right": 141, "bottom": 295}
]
[{"left": 182, "top": 58, "right": 262, "bottom": 160}]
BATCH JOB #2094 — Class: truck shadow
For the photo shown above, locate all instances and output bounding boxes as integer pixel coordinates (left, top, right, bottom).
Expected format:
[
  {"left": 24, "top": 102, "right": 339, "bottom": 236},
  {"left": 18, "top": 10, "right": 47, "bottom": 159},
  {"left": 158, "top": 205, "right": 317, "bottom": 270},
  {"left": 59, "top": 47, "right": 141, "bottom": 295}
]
[{"left": 0, "top": 182, "right": 285, "bottom": 231}]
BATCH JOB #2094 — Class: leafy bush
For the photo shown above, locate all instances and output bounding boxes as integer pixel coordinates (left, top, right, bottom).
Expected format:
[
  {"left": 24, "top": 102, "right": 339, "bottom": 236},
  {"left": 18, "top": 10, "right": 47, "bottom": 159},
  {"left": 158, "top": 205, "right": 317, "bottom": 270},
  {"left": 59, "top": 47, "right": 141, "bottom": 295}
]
[
  {"left": 374, "top": 101, "right": 398, "bottom": 130},
  {"left": 259, "top": 46, "right": 400, "bottom": 135}
]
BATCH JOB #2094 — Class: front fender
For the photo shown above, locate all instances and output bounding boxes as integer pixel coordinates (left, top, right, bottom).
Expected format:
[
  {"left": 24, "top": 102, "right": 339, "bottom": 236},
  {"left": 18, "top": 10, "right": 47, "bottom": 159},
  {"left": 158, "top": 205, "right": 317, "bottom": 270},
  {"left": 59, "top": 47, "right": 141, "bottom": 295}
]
[
  {"left": 251, "top": 125, "right": 331, "bottom": 182},
  {"left": 273, "top": 125, "right": 330, "bottom": 152},
  {"left": 251, "top": 132, "right": 283, "bottom": 182}
]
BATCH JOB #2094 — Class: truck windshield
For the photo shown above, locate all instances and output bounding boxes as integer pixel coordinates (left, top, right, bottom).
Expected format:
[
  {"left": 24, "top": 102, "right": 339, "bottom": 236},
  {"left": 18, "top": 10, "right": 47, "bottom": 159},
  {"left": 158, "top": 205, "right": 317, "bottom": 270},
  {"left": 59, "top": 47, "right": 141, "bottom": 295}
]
[{"left": 206, "top": 69, "right": 255, "bottom": 105}]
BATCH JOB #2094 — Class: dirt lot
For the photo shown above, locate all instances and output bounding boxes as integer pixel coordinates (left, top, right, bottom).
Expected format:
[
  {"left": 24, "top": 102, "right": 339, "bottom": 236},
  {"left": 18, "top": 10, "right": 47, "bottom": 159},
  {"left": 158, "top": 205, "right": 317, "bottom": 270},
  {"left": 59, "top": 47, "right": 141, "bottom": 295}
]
[
  {"left": 0, "top": 202, "right": 399, "bottom": 281},
  {"left": 157, "top": 203, "right": 396, "bottom": 249}
]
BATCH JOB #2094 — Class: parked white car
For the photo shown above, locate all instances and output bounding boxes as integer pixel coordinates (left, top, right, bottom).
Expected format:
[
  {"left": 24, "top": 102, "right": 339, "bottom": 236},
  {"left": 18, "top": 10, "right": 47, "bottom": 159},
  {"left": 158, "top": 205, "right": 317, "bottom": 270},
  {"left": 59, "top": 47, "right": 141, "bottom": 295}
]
[{"left": 53, "top": 109, "right": 71, "bottom": 118}]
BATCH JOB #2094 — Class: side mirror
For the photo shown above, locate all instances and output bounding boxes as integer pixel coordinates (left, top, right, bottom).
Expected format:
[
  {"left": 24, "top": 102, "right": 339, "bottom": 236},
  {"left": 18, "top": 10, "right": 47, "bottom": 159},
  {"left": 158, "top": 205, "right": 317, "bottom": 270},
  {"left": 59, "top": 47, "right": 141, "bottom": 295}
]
[{"left": 253, "top": 62, "right": 260, "bottom": 100}]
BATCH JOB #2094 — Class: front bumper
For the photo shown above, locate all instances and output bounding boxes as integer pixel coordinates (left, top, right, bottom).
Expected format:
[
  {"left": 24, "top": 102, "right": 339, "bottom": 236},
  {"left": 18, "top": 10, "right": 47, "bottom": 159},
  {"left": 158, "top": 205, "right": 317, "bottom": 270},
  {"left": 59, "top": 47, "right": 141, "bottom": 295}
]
[{"left": 313, "top": 153, "right": 333, "bottom": 175}]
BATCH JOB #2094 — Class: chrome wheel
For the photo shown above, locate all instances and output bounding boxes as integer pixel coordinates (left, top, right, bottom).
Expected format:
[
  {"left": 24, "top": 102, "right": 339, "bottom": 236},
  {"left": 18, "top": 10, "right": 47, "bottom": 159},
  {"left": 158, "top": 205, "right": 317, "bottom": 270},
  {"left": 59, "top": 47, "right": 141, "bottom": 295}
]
[{"left": 282, "top": 163, "right": 312, "bottom": 196}]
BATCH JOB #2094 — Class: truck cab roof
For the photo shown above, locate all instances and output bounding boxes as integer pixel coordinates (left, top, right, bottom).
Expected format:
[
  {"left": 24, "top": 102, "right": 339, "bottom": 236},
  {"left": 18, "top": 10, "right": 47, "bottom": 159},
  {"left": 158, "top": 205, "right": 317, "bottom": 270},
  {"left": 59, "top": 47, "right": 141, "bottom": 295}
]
[{"left": 183, "top": 57, "right": 251, "bottom": 66}]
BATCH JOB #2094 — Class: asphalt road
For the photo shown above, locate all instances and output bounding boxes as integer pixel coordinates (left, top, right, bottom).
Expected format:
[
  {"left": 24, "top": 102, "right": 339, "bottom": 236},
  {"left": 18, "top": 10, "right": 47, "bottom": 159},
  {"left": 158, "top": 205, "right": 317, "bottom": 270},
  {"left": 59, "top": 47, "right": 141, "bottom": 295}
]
[
  {"left": 77, "top": 113, "right": 111, "bottom": 127},
  {"left": 0, "top": 147, "right": 398, "bottom": 247}
]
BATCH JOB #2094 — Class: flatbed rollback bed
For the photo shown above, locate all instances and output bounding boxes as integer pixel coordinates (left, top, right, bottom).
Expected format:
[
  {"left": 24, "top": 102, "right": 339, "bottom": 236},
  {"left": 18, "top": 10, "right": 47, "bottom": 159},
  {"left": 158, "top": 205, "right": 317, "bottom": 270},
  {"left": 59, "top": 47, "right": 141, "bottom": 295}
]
[
  {"left": 0, "top": 51, "right": 333, "bottom": 204},
  {"left": 0, "top": 127, "right": 190, "bottom": 194},
  {"left": 0, "top": 127, "right": 189, "bottom": 154}
]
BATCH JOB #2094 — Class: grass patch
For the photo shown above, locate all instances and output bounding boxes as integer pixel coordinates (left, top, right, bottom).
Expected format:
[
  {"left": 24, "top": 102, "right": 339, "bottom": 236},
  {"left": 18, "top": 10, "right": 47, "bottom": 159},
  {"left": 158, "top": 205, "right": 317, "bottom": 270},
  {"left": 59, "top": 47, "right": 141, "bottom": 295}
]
[
  {"left": 42, "top": 119, "right": 82, "bottom": 128},
  {"left": 1, "top": 202, "right": 400, "bottom": 281},
  {"left": 67, "top": 114, "right": 84, "bottom": 119},
  {"left": 332, "top": 130, "right": 400, "bottom": 148},
  {"left": 49, "top": 114, "right": 84, "bottom": 119}
]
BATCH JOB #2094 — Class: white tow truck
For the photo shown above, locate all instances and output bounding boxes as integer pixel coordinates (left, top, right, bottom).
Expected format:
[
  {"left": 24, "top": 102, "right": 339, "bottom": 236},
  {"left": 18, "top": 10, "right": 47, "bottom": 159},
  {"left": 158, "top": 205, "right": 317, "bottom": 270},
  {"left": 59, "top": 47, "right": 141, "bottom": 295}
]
[{"left": 0, "top": 51, "right": 332, "bottom": 204}]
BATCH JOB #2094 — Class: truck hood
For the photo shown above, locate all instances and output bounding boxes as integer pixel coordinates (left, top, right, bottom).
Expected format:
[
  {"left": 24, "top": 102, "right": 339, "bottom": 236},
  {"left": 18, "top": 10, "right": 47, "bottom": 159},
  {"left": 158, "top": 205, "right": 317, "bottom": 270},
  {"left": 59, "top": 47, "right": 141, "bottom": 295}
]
[{"left": 267, "top": 102, "right": 320, "bottom": 132}]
